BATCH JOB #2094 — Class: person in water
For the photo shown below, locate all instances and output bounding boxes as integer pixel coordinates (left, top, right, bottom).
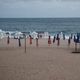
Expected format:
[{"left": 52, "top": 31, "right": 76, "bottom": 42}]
[{"left": 48, "top": 36, "right": 51, "bottom": 46}]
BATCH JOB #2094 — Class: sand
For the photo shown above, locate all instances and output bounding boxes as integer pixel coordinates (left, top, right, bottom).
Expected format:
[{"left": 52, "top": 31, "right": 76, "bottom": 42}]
[{"left": 0, "top": 38, "right": 80, "bottom": 80}]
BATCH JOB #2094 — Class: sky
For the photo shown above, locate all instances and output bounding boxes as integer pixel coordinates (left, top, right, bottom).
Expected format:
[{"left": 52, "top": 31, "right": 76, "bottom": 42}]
[{"left": 0, "top": 0, "right": 80, "bottom": 18}]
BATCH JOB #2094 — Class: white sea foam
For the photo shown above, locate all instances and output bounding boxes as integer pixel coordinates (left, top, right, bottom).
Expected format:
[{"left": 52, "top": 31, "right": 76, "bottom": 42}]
[
  {"left": 0, "top": 29, "right": 77, "bottom": 40},
  {"left": 30, "top": 31, "right": 38, "bottom": 39},
  {"left": 0, "top": 29, "right": 6, "bottom": 39},
  {"left": 43, "top": 32, "right": 49, "bottom": 38}
]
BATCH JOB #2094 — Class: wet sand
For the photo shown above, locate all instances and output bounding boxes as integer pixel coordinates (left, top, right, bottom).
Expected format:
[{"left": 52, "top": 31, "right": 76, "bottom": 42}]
[{"left": 0, "top": 38, "right": 80, "bottom": 80}]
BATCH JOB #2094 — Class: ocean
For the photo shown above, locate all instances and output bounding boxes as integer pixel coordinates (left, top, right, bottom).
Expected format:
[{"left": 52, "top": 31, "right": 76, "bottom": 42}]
[{"left": 0, "top": 18, "right": 80, "bottom": 37}]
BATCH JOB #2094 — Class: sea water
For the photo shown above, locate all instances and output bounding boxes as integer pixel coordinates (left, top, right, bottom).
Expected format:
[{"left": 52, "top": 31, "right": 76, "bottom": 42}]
[{"left": 0, "top": 18, "right": 80, "bottom": 39}]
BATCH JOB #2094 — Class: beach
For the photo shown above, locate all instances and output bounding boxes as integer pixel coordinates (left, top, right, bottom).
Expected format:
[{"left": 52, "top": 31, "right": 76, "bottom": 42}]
[{"left": 0, "top": 38, "right": 80, "bottom": 80}]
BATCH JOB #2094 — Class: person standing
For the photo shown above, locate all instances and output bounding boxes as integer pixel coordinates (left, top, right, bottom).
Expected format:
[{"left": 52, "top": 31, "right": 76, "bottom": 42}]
[
  {"left": 36, "top": 37, "right": 38, "bottom": 47},
  {"left": 29, "top": 35, "right": 32, "bottom": 45},
  {"left": 68, "top": 37, "right": 71, "bottom": 46},
  {"left": 56, "top": 34, "right": 60, "bottom": 46},
  {"left": 57, "top": 37, "right": 60, "bottom": 46},
  {"left": 18, "top": 37, "right": 21, "bottom": 47},
  {"left": 7, "top": 35, "right": 10, "bottom": 44},
  {"left": 48, "top": 36, "right": 51, "bottom": 46}
]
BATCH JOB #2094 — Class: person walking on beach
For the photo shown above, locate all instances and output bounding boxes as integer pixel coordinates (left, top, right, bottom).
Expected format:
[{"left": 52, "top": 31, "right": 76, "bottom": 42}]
[
  {"left": 48, "top": 36, "right": 51, "bottom": 46},
  {"left": 18, "top": 37, "right": 21, "bottom": 47},
  {"left": 68, "top": 37, "right": 71, "bottom": 46},
  {"left": 36, "top": 37, "right": 38, "bottom": 47},
  {"left": 7, "top": 35, "right": 10, "bottom": 44},
  {"left": 57, "top": 37, "right": 60, "bottom": 46},
  {"left": 56, "top": 34, "right": 60, "bottom": 46}
]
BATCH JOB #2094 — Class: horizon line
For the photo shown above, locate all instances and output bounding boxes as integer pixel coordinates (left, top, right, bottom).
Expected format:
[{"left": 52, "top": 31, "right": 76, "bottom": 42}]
[{"left": 0, "top": 17, "right": 80, "bottom": 18}]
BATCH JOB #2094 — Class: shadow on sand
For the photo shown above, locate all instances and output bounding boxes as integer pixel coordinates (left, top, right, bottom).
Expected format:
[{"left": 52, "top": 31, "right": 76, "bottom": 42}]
[{"left": 72, "top": 51, "right": 80, "bottom": 54}]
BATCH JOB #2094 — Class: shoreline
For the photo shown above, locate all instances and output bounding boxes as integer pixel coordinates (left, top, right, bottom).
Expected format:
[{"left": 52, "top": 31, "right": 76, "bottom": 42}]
[{"left": 0, "top": 37, "right": 76, "bottom": 50}]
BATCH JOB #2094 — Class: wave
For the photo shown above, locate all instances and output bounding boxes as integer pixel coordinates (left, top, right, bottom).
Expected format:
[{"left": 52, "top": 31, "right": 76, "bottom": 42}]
[{"left": 0, "top": 29, "right": 77, "bottom": 39}]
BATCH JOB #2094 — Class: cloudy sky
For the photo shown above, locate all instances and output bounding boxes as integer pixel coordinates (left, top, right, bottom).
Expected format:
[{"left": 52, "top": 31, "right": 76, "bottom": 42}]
[{"left": 0, "top": 0, "right": 80, "bottom": 18}]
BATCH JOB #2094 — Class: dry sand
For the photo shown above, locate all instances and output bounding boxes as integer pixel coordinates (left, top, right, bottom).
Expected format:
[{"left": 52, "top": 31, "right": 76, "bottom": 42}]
[{"left": 0, "top": 38, "right": 80, "bottom": 80}]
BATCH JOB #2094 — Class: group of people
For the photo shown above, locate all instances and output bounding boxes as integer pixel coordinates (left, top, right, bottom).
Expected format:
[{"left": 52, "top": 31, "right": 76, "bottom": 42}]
[
  {"left": 48, "top": 34, "right": 60, "bottom": 46},
  {"left": 7, "top": 35, "right": 21, "bottom": 47},
  {"left": 48, "top": 33, "right": 72, "bottom": 46},
  {"left": 7, "top": 33, "right": 73, "bottom": 47},
  {"left": 29, "top": 34, "right": 72, "bottom": 47},
  {"left": 29, "top": 35, "right": 38, "bottom": 47},
  {"left": 7, "top": 35, "right": 39, "bottom": 47}
]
